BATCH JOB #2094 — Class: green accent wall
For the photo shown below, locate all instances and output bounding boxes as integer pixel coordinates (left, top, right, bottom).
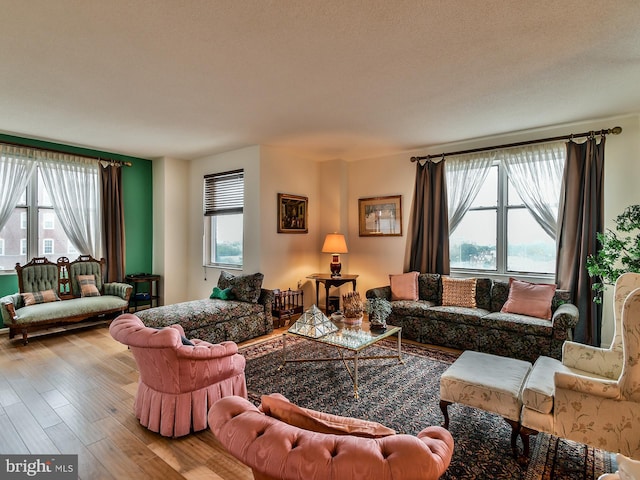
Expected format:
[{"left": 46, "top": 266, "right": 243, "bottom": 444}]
[{"left": 0, "top": 134, "right": 154, "bottom": 324}]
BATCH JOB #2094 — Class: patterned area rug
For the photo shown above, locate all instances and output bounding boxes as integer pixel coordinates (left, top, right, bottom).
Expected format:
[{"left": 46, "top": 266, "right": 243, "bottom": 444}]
[{"left": 241, "top": 336, "right": 615, "bottom": 480}]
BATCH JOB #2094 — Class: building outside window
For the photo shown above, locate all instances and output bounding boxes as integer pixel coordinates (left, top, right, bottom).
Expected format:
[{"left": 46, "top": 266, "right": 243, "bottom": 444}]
[{"left": 203, "top": 169, "right": 244, "bottom": 268}]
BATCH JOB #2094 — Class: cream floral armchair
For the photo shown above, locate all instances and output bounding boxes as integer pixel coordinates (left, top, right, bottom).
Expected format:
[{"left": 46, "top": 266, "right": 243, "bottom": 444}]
[
  {"left": 562, "top": 272, "right": 640, "bottom": 378},
  {"left": 521, "top": 274, "right": 640, "bottom": 459}
]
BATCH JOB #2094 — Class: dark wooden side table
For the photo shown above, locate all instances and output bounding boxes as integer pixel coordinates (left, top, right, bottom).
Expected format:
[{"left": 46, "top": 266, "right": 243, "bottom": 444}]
[
  {"left": 125, "top": 274, "right": 161, "bottom": 312},
  {"left": 306, "top": 273, "right": 358, "bottom": 313}
]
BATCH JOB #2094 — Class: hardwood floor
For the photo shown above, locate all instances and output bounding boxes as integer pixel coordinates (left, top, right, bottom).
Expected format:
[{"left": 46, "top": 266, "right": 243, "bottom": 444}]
[{"left": 0, "top": 323, "right": 281, "bottom": 480}]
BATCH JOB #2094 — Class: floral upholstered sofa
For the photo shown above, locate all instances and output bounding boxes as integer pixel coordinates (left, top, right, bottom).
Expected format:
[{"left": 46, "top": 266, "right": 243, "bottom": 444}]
[
  {"left": 366, "top": 273, "right": 579, "bottom": 362},
  {"left": 136, "top": 271, "right": 274, "bottom": 344}
]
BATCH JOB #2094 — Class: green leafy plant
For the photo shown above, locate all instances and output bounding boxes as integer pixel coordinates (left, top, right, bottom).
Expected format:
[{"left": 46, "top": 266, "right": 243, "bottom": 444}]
[
  {"left": 365, "top": 298, "right": 392, "bottom": 324},
  {"left": 586, "top": 204, "right": 640, "bottom": 302}
]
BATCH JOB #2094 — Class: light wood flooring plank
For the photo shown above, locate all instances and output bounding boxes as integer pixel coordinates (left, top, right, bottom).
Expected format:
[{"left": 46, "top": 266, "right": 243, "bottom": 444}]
[
  {"left": 45, "top": 421, "right": 116, "bottom": 480},
  {"left": 0, "top": 412, "right": 29, "bottom": 453},
  {"left": 4, "top": 401, "right": 60, "bottom": 454}
]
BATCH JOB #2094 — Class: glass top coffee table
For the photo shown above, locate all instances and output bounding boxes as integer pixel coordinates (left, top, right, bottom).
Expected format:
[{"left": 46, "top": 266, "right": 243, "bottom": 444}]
[{"left": 280, "top": 320, "right": 402, "bottom": 399}]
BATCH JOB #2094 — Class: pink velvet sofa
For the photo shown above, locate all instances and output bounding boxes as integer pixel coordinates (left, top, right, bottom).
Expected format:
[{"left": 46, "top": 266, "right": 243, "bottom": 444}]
[
  {"left": 109, "top": 313, "right": 247, "bottom": 437},
  {"left": 209, "top": 395, "right": 454, "bottom": 480}
]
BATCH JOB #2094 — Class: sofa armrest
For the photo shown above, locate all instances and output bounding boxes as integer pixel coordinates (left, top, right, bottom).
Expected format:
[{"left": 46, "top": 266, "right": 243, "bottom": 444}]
[
  {"left": 176, "top": 340, "right": 240, "bottom": 359},
  {"left": 551, "top": 302, "right": 579, "bottom": 333},
  {"left": 366, "top": 286, "right": 392, "bottom": 300},
  {"left": 259, "top": 288, "right": 274, "bottom": 324},
  {"left": 562, "top": 341, "right": 623, "bottom": 379},
  {"left": 104, "top": 282, "right": 133, "bottom": 302},
  {"left": 1, "top": 294, "right": 21, "bottom": 325},
  {"left": 555, "top": 370, "right": 620, "bottom": 399}
]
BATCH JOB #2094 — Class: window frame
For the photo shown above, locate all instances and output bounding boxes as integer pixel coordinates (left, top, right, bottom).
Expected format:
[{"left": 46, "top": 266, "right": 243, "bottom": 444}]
[
  {"left": 203, "top": 169, "right": 245, "bottom": 269},
  {"left": 450, "top": 159, "right": 556, "bottom": 280}
]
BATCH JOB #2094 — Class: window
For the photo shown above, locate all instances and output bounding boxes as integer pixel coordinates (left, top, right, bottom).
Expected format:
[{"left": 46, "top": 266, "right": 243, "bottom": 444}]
[
  {"left": 0, "top": 239, "right": 4, "bottom": 256},
  {"left": 67, "top": 240, "right": 78, "bottom": 255},
  {"left": 449, "top": 146, "right": 563, "bottom": 277},
  {"left": 43, "top": 238, "right": 54, "bottom": 254},
  {"left": 42, "top": 212, "right": 55, "bottom": 229},
  {"left": 0, "top": 169, "right": 75, "bottom": 270},
  {"left": 203, "top": 169, "right": 244, "bottom": 268}
]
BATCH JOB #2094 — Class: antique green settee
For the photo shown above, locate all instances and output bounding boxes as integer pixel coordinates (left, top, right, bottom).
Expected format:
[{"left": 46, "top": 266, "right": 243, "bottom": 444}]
[{"left": 0, "top": 256, "right": 132, "bottom": 344}]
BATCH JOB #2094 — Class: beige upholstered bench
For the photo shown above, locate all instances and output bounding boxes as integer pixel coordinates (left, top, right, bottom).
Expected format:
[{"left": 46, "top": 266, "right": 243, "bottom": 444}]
[{"left": 439, "top": 350, "right": 532, "bottom": 459}]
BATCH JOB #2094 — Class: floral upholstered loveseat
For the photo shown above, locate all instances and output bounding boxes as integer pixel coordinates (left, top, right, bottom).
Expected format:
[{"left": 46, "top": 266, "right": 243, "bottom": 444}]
[
  {"left": 136, "top": 271, "right": 274, "bottom": 345},
  {"left": 365, "top": 273, "right": 579, "bottom": 363}
]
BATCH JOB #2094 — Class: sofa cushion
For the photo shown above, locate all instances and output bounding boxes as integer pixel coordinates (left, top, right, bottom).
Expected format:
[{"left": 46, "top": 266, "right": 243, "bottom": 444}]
[
  {"left": 426, "top": 305, "right": 490, "bottom": 325},
  {"left": 418, "top": 273, "right": 441, "bottom": 303},
  {"left": 78, "top": 275, "right": 101, "bottom": 297},
  {"left": 21, "top": 289, "right": 60, "bottom": 306},
  {"left": 12, "top": 296, "right": 129, "bottom": 324},
  {"left": 501, "top": 278, "right": 556, "bottom": 320},
  {"left": 389, "top": 272, "right": 419, "bottom": 301},
  {"left": 218, "top": 271, "right": 264, "bottom": 303},
  {"left": 441, "top": 277, "right": 477, "bottom": 308},
  {"left": 260, "top": 393, "right": 395, "bottom": 438}
]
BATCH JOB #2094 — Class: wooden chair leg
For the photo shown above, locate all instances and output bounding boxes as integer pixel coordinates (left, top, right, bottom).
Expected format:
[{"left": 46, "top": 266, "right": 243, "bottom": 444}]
[
  {"left": 440, "top": 400, "right": 451, "bottom": 428},
  {"left": 21, "top": 328, "right": 29, "bottom": 345}
]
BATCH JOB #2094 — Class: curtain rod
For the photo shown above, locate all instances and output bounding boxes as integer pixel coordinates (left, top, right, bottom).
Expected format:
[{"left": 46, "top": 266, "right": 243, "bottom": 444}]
[
  {"left": 410, "top": 126, "right": 623, "bottom": 162},
  {"left": 0, "top": 140, "right": 133, "bottom": 167}
]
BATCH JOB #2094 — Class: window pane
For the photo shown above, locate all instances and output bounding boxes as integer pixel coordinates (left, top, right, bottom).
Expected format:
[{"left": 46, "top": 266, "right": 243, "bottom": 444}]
[
  {"left": 450, "top": 209, "right": 497, "bottom": 270},
  {"left": 507, "top": 208, "right": 555, "bottom": 274},
  {"left": 470, "top": 165, "right": 497, "bottom": 208},
  {"left": 211, "top": 214, "right": 243, "bottom": 266},
  {"left": 0, "top": 208, "right": 28, "bottom": 270},
  {"left": 38, "top": 209, "right": 73, "bottom": 262},
  {"left": 38, "top": 170, "right": 52, "bottom": 207},
  {"left": 507, "top": 178, "right": 525, "bottom": 206}
]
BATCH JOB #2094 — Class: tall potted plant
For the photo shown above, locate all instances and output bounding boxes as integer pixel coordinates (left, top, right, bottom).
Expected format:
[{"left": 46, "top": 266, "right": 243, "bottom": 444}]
[{"left": 586, "top": 204, "right": 640, "bottom": 302}]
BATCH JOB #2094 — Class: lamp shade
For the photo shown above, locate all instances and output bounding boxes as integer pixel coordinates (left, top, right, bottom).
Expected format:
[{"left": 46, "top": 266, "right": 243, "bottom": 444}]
[{"left": 321, "top": 233, "right": 348, "bottom": 254}]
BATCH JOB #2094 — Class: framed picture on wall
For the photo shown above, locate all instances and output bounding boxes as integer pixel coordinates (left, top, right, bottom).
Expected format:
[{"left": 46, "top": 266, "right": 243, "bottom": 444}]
[
  {"left": 278, "top": 193, "right": 308, "bottom": 233},
  {"left": 358, "top": 195, "right": 402, "bottom": 237}
]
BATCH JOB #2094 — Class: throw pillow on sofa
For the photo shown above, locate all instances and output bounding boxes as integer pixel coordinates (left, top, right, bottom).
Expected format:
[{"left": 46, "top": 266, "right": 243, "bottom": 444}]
[
  {"left": 218, "top": 271, "right": 264, "bottom": 303},
  {"left": 441, "top": 277, "right": 477, "bottom": 308},
  {"left": 260, "top": 393, "right": 396, "bottom": 438},
  {"left": 210, "top": 286, "right": 233, "bottom": 300},
  {"left": 21, "top": 289, "right": 60, "bottom": 306},
  {"left": 77, "top": 275, "right": 101, "bottom": 297},
  {"left": 501, "top": 278, "right": 556, "bottom": 320},
  {"left": 389, "top": 271, "right": 419, "bottom": 301}
]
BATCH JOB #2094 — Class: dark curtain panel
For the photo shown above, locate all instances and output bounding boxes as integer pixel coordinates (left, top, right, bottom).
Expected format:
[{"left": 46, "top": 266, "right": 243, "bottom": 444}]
[
  {"left": 407, "top": 160, "right": 450, "bottom": 274},
  {"left": 556, "top": 138, "right": 605, "bottom": 346},
  {"left": 100, "top": 164, "right": 126, "bottom": 282}
]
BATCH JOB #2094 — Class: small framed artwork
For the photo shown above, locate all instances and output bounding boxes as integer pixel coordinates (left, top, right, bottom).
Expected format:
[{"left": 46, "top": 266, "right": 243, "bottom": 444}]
[
  {"left": 278, "top": 193, "right": 308, "bottom": 234},
  {"left": 358, "top": 195, "right": 402, "bottom": 237}
]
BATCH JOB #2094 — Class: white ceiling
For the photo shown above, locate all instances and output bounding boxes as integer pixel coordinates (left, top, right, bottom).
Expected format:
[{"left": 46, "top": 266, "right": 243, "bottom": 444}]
[{"left": 2, "top": 0, "right": 640, "bottom": 161}]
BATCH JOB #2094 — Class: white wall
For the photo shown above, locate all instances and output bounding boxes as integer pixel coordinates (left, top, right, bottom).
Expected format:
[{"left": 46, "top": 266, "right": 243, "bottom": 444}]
[
  {"left": 152, "top": 157, "right": 189, "bottom": 305},
  {"left": 185, "top": 146, "right": 262, "bottom": 300},
  {"left": 259, "top": 146, "right": 320, "bottom": 306}
]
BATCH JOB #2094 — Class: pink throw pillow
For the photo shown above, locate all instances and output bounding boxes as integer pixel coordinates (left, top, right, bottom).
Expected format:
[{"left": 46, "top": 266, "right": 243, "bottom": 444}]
[
  {"left": 501, "top": 278, "right": 556, "bottom": 320},
  {"left": 260, "top": 393, "right": 395, "bottom": 438},
  {"left": 389, "top": 272, "right": 419, "bottom": 301}
]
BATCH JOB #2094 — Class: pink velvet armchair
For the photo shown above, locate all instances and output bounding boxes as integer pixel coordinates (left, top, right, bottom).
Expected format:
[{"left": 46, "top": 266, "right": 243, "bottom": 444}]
[
  {"left": 209, "top": 395, "right": 454, "bottom": 480},
  {"left": 109, "top": 313, "right": 247, "bottom": 437}
]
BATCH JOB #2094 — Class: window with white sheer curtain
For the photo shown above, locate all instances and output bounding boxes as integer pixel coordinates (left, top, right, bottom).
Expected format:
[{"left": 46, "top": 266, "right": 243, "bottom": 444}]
[
  {"left": 447, "top": 142, "right": 565, "bottom": 276},
  {"left": 0, "top": 145, "right": 101, "bottom": 271}
]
